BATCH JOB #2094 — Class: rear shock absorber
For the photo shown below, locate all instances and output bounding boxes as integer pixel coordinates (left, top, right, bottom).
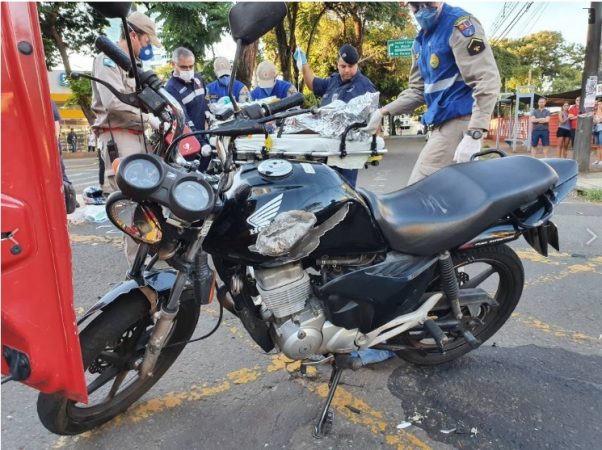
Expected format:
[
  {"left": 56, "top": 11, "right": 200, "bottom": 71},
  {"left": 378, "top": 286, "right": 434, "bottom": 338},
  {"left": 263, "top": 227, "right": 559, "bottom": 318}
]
[{"left": 439, "top": 251, "right": 462, "bottom": 320}]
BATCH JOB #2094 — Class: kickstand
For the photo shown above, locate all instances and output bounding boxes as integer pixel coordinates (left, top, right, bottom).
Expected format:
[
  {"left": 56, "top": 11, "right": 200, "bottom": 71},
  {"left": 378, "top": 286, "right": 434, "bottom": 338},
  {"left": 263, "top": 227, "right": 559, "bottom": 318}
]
[{"left": 313, "top": 363, "right": 343, "bottom": 438}]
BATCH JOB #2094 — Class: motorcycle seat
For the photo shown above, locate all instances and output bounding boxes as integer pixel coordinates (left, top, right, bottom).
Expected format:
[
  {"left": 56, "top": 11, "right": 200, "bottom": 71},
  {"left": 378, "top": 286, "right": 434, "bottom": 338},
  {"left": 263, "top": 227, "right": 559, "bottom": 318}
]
[{"left": 359, "top": 156, "right": 559, "bottom": 256}]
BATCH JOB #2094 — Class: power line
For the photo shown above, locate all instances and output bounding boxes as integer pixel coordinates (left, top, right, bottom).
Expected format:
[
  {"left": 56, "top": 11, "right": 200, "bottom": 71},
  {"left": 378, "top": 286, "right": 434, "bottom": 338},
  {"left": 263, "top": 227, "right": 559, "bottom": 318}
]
[
  {"left": 490, "top": 2, "right": 519, "bottom": 40},
  {"left": 524, "top": 3, "right": 548, "bottom": 36},
  {"left": 494, "top": 2, "right": 534, "bottom": 42}
]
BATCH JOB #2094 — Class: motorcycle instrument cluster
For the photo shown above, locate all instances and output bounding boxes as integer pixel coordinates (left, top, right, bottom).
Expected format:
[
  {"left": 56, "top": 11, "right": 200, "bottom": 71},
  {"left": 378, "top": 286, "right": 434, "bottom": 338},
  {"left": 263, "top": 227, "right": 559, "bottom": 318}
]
[{"left": 115, "top": 153, "right": 215, "bottom": 223}]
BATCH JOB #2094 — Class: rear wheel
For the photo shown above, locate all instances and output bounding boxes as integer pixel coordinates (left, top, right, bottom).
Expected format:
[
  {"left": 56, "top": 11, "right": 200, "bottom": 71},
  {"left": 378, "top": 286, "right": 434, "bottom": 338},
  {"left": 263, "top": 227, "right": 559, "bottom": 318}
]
[
  {"left": 395, "top": 244, "right": 524, "bottom": 366},
  {"left": 37, "top": 290, "right": 199, "bottom": 435}
]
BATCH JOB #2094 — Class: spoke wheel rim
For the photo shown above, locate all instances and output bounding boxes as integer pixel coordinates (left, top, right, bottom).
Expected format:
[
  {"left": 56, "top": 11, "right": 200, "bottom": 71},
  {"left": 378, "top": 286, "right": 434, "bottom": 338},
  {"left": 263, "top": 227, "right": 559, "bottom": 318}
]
[
  {"left": 66, "top": 320, "right": 151, "bottom": 421},
  {"left": 405, "top": 256, "right": 509, "bottom": 353}
]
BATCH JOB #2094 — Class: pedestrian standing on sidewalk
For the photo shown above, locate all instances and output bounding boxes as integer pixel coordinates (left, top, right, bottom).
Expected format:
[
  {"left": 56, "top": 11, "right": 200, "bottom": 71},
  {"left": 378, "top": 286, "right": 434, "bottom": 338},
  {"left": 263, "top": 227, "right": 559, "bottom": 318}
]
[
  {"left": 568, "top": 96, "right": 581, "bottom": 149},
  {"left": 362, "top": 2, "right": 500, "bottom": 185},
  {"left": 530, "top": 97, "right": 551, "bottom": 158},
  {"left": 556, "top": 102, "right": 571, "bottom": 159},
  {"left": 67, "top": 128, "right": 77, "bottom": 152},
  {"left": 87, "top": 131, "right": 96, "bottom": 152},
  {"left": 592, "top": 100, "right": 602, "bottom": 166}
]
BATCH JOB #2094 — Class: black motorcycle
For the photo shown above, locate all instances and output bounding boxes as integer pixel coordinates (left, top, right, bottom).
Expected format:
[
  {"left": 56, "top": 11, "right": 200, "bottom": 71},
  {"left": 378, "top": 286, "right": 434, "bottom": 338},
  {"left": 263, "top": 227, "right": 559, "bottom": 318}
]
[{"left": 37, "top": 1, "right": 578, "bottom": 438}]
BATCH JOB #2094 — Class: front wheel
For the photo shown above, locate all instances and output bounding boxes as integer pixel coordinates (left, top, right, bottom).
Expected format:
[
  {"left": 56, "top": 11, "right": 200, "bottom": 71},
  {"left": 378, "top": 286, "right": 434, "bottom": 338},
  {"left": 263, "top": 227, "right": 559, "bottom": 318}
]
[
  {"left": 395, "top": 244, "right": 524, "bottom": 366},
  {"left": 37, "top": 290, "right": 199, "bottom": 435}
]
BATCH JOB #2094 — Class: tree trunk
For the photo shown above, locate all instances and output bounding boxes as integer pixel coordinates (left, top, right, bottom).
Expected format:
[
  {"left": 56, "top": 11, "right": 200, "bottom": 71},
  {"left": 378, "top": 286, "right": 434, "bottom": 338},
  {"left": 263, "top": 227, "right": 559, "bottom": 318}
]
[
  {"left": 299, "top": 7, "right": 327, "bottom": 92},
  {"left": 238, "top": 41, "right": 259, "bottom": 88},
  {"left": 287, "top": 4, "right": 298, "bottom": 84},
  {"left": 275, "top": 23, "right": 290, "bottom": 81},
  {"left": 353, "top": 16, "right": 364, "bottom": 54}
]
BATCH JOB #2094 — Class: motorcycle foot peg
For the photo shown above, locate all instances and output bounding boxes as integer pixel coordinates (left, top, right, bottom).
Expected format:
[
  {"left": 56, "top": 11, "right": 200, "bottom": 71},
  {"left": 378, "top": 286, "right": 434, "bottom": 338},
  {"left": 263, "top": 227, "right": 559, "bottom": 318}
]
[
  {"left": 423, "top": 319, "right": 447, "bottom": 353},
  {"left": 461, "top": 329, "right": 481, "bottom": 349}
]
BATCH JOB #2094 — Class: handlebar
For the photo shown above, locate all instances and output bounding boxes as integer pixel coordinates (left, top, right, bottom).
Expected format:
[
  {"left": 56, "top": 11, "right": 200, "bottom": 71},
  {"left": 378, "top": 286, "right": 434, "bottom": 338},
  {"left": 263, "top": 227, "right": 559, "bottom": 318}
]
[
  {"left": 95, "top": 36, "right": 134, "bottom": 75},
  {"left": 262, "top": 92, "right": 305, "bottom": 116},
  {"left": 217, "top": 93, "right": 306, "bottom": 122}
]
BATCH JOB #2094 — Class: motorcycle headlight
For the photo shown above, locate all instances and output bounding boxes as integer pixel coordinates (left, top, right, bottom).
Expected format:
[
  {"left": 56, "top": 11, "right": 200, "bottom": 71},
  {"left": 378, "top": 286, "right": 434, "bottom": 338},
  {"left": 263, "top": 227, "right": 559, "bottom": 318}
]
[
  {"left": 106, "top": 194, "right": 163, "bottom": 244},
  {"left": 116, "top": 154, "right": 164, "bottom": 198},
  {"left": 169, "top": 176, "right": 214, "bottom": 222}
]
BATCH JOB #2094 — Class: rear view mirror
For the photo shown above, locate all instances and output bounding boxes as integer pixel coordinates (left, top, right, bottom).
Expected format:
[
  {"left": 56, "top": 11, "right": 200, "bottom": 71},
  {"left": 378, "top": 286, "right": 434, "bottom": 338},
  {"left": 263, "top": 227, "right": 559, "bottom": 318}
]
[
  {"left": 229, "top": 2, "right": 287, "bottom": 45},
  {"left": 88, "top": 2, "right": 131, "bottom": 19}
]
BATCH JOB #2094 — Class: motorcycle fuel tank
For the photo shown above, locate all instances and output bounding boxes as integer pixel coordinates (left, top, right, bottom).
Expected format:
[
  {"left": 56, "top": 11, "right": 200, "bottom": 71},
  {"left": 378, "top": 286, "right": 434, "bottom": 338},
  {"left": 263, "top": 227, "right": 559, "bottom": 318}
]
[{"left": 204, "top": 161, "right": 386, "bottom": 265}]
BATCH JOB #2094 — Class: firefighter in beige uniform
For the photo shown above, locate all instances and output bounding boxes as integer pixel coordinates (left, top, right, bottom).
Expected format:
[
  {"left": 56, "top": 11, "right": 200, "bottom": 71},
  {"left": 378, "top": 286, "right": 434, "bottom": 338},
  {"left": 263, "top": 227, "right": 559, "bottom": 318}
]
[
  {"left": 363, "top": 2, "right": 500, "bottom": 185},
  {"left": 91, "top": 11, "right": 161, "bottom": 192}
]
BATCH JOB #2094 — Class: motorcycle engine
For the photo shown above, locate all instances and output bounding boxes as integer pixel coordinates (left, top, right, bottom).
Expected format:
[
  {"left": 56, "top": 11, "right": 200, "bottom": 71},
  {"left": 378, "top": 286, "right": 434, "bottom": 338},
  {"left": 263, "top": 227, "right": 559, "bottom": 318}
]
[{"left": 253, "top": 263, "right": 357, "bottom": 359}]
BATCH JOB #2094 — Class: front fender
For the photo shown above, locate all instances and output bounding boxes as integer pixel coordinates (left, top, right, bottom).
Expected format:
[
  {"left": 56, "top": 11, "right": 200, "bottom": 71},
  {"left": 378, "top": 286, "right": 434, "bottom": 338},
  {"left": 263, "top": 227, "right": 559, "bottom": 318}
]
[{"left": 77, "top": 270, "right": 178, "bottom": 325}]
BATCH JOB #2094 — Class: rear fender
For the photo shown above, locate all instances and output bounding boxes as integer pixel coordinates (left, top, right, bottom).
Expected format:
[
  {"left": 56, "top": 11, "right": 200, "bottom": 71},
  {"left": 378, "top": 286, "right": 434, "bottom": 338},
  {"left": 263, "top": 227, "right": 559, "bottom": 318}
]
[{"left": 78, "top": 270, "right": 178, "bottom": 325}]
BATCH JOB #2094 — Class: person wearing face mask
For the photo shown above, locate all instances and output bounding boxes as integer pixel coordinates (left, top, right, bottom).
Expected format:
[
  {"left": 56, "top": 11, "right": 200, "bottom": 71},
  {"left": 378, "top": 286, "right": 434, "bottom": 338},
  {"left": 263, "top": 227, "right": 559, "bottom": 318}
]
[
  {"left": 294, "top": 44, "right": 376, "bottom": 187},
  {"left": 91, "top": 11, "right": 162, "bottom": 266},
  {"left": 362, "top": 2, "right": 501, "bottom": 185},
  {"left": 91, "top": 11, "right": 162, "bottom": 193},
  {"left": 250, "top": 61, "right": 297, "bottom": 101},
  {"left": 206, "top": 56, "right": 250, "bottom": 104},
  {"left": 164, "top": 47, "right": 211, "bottom": 170}
]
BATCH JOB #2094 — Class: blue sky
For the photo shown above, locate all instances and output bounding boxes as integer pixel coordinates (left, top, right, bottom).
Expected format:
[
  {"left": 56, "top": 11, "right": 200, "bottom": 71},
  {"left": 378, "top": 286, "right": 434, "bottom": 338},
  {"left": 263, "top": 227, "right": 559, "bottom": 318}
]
[{"left": 454, "top": 1, "right": 589, "bottom": 45}]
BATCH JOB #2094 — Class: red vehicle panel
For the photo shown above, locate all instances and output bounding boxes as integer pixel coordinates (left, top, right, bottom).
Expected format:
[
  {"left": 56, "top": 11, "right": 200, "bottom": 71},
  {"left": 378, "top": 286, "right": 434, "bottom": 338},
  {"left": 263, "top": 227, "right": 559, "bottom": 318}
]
[{"left": 1, "top": 2, "right": 87, "bottom": 403}]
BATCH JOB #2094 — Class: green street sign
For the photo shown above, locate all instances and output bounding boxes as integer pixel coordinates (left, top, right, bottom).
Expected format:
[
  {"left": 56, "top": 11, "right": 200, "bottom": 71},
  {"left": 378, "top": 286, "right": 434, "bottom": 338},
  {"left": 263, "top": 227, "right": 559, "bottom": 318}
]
[{"left": 387, "top": 39, "right": 413, "bottom": 58}]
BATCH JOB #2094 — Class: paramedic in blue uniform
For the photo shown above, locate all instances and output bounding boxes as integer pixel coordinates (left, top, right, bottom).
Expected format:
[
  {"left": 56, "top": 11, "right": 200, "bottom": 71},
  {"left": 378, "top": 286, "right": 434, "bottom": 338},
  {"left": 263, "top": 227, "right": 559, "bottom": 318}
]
[
  {"left": 250, "top": 61, "right": 297, "bottom": 101},
  {"left": 363, "top": 2, "right": 501, "bottom": 185},
  {"left": 164, "top": 47, "right": 211, "bottom": 170},
  {"left": 294, "top": 44, "right": 376, "bottom": 187},
  {"left": 206, "top": 56, "right": 250, "bottom": 104}
]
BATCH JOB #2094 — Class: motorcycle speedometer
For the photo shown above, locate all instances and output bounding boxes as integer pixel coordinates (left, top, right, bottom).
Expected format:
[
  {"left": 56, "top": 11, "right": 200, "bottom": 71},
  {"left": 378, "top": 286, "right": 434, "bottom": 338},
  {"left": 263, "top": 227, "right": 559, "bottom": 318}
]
[
  {"left": 116, "top": 154, "right": 165, "bottom": 198},
  {"left": 169, "top": 176, "right": 214, "bottom": 223}
]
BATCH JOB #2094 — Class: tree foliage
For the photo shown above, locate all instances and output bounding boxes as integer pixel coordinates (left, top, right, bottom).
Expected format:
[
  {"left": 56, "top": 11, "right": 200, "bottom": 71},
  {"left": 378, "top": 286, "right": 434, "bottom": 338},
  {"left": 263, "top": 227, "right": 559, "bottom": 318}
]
[
  {"left": 492, "top": 31, "right": 584, "bottom": 94},
  {"left": 144, "top": 2, "right": 230, "bottom": 61},
  {"left": 38, "top": 2, "right": 108, "bottom": 72},
  {"left": 38, "top": 2, "right": 108, "bottom": 123},
  {"left": 263, "top": 2, "right": 412, "bottom": 99}
]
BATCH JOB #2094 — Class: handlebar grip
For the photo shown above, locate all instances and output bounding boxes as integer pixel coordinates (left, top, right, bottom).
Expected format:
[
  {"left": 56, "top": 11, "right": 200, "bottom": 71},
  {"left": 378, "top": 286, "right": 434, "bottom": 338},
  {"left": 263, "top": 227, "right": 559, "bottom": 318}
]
[
  {"left": 263, "top": 92, "right": 305, "bottom": 116},
  {"left": 95, "top": 36, "right": 133, "bottom": 74}
]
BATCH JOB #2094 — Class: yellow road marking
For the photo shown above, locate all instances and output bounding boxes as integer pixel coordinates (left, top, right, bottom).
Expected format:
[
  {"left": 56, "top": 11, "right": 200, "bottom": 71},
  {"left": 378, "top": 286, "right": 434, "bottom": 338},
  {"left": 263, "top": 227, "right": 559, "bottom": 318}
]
[
  {"left": 69, "top": 234, "right": 122, "bottom": 247},
  {"left": 298, "top": 378, "right": 430, "bottom": 450},
  {"left": 512, "top": 312, "right": 600, "bottom": 344},
  {"left": 524, "top": 255, "right": 602, "bottom": 287}
]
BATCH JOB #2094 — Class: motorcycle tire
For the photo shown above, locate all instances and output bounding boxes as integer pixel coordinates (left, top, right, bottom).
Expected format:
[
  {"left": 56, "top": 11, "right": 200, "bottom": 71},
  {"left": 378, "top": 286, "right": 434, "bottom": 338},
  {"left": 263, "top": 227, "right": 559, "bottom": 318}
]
[
  {"left": 37, "top": 289, "right": 199, "bottom": 435},
  {"left": 395, "top": 244, "right": 524, "bottom": 366}
]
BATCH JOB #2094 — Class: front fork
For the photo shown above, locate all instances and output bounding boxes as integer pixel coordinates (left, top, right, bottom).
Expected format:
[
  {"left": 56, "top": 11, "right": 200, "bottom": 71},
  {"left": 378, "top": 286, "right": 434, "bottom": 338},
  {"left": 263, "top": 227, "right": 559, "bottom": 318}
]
[{"left": 138, "top": 225, "right": 209, "bottom": 378}]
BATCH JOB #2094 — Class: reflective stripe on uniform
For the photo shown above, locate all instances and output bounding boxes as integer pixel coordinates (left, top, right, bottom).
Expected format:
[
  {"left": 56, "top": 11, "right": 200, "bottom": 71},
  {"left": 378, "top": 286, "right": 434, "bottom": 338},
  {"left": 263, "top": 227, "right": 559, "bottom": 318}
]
[
  {"left": 424, "top": 74, "right": 459, "bottom": 94},
  {"left": 182, "top": 89, "right": 205, "bottom": 104}
]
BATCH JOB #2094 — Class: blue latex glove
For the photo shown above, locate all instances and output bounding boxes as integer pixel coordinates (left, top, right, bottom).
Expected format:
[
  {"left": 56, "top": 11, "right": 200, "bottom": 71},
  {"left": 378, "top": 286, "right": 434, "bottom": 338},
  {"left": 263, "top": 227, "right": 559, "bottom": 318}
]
[{"left": 293, "top": 47, "right": 307, "bottom": 67}]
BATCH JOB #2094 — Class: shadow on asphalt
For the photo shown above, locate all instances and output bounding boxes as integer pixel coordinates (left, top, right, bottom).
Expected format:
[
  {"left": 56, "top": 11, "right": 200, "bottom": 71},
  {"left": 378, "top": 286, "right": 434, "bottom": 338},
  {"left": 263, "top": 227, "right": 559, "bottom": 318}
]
[{"left": 388, "top": 344, "right": 602, "bottom": 450}]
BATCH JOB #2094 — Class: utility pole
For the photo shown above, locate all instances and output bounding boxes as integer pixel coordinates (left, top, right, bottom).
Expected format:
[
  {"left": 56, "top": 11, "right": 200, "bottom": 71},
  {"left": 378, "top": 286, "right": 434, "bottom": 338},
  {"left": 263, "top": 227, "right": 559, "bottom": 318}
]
[{"left": 574, "top": 2, "right": 602, "bottom": 173}]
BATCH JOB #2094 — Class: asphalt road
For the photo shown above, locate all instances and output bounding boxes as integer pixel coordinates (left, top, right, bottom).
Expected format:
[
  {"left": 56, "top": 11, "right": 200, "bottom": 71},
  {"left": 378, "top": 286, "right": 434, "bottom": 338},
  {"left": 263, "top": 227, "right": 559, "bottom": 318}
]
[{"left": 2, "top": 137, "right": 601, "bottom": 450}]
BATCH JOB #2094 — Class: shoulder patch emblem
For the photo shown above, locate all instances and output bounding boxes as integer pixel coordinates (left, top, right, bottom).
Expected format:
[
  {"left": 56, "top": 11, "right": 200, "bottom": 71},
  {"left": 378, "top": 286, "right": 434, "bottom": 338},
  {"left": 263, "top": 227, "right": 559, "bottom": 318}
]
[
  {"left": 430, "top": 53, "right": 440, "bottom": 69},
  {"left": 454, "top": 15, "right": 476, "bottom": 37},
  {"left": 102, "top": 57, "right": 116, "bottom": 68},
  {"left": 467, "top": 38, "right": 485, "bottom": 56}
]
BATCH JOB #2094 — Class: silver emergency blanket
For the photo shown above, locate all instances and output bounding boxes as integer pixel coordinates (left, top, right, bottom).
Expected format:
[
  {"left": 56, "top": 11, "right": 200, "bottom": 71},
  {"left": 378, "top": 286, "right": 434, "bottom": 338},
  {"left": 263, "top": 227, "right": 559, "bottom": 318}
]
[{"left": 283, "top": 91, "right": 380, "bottom": 140}]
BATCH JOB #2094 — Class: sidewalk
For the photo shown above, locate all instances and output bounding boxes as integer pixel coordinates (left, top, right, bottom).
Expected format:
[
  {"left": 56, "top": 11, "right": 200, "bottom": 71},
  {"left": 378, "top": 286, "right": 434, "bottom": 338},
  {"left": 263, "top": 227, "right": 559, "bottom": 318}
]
[
  {"left": 576, "top": 171, "right": 602, "bottom": 191},
  {"left": 62, "top": 150, "right": 97, "bottom": 160}
]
